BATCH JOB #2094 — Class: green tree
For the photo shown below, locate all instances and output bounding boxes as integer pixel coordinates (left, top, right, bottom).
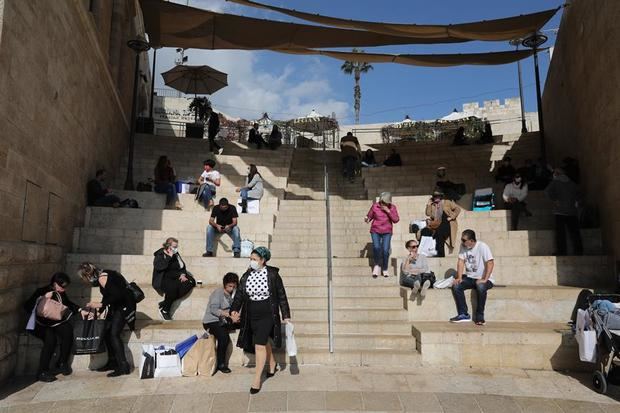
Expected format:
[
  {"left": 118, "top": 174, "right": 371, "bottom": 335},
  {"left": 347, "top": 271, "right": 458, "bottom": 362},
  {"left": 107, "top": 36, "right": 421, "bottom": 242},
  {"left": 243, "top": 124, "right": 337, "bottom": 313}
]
[{"left": 340, "top": 49, "right": 373, "bottom": 124}]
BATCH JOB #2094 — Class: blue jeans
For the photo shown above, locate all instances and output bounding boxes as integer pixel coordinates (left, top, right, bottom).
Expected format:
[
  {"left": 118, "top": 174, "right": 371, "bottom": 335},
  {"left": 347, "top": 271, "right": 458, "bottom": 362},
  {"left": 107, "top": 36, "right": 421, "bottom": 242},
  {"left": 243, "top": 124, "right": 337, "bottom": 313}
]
[
  {"left": 200, "top": 185, "right": 215, "bottom": 207},
  {"left": 206, "top": 225, "right": 241, "bottom": 253},
  {"left": 154, "top": 183, "right": 178, "bottom": 206},
  {"left": 370, "top": 232, "right": 392, "bottom": 271},
  {"left": 451, "top": 276, "right": 494, "bottom": 321},
  {"left": 240, "top": 188, "right": 252, "bottom": 201}
]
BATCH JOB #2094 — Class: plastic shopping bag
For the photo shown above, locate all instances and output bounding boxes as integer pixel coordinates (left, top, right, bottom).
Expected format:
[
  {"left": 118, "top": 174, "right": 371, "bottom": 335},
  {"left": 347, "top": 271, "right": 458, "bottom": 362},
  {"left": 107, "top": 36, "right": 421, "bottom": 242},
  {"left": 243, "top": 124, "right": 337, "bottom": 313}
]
[
  {"left": 575, "top": 309, "right": 597, "bottom": 363},
  {"left": 175, "top": 334, "right": 198, "bottom": 359},
  {"left": 139, "top": 344, "right": 155, "bottom": 379},
  {"left": 154, "top": 346, "right": 182, "bottom": 377},
  {"left": 433, "top": 276, "right": 454, "bottom": 289},
  {"left": 419, "top": 236, "right": 437, "bottom": 257},
  {"left": 284, "top": 322, "right": 297, "bottom": 357}
]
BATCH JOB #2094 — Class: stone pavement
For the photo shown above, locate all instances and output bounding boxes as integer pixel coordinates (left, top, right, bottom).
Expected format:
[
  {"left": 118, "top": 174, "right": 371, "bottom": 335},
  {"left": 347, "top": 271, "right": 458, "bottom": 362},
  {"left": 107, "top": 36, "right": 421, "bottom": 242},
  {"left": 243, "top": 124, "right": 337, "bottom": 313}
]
[{"left": 2, "top": 366, "right": 620, "bottom": 412}]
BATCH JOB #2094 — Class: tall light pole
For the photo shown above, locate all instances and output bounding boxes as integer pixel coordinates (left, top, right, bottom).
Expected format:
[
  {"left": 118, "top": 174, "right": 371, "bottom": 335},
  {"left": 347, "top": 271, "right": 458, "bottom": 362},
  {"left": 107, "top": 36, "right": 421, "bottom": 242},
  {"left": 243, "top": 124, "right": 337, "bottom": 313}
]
[
  {"left": 148, "top": 46, "right": 160, "bottom": 133},
  {"left": 522, "top": 32, "right": 548, "bottom": 162},
  {"left": 124, "top": 36, "right": 151, "bottom": 190},
  {"left": 509, "top": 38, "right": 527, "bottom": 134}
]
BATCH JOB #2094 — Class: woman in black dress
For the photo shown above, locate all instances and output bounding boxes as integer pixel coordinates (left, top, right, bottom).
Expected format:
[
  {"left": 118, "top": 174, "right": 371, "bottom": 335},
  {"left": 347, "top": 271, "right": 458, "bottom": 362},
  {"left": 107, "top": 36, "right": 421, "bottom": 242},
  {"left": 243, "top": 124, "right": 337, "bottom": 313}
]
[
  {"left": 78, "top": 262, "right": 136, "bottom": 377},
  {"left": 24, "top": 272, "right": 85, "bottom": 382},
  {"left": 230, "top": 247, "right": 290, "bottom": 394},
  {"left": 152, "top": 237, "right": 195, "bottom": 320}
]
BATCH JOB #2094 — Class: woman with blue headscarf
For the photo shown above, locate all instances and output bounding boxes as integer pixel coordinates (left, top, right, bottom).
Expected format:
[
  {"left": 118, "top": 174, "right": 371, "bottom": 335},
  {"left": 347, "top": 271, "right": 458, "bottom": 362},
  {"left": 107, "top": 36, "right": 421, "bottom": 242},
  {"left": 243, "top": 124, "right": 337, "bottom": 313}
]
[{"left": 230, "top": 246, "right": 291, "bottom": 394}]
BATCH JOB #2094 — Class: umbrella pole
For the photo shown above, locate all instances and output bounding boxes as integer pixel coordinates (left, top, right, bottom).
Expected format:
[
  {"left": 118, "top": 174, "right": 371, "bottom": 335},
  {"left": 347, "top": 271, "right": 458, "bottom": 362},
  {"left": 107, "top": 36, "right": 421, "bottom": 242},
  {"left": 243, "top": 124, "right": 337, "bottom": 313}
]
[{"left": 194, "top": 93, "right": 198, "bottom": 122}]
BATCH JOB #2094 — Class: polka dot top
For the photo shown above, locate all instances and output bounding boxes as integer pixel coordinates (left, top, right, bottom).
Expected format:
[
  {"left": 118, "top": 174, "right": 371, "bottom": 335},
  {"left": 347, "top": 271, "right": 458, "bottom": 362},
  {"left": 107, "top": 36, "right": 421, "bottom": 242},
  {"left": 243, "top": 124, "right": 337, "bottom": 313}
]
[{"left": 246, "top": 268, "right": 270, "bottom": 301}]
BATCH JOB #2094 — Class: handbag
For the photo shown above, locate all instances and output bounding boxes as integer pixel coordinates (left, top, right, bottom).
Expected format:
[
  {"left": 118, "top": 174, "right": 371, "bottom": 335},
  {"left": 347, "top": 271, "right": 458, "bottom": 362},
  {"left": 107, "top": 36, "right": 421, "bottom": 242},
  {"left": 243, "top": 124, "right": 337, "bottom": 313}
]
[
  {"left": 73, "top": 309, "right": 107, "bottom": 355},
  {"left": 420, "top": 272, "right": 436, "bottom": 288},
  {"left": 36, "top": 292, "right": 68, "bottom": 321},
  {"left": 426, "top": 217, "right": 441, "bottom": 231},
  {"left": 127, "top": 281, "right": 145, "bottom": 303},
  {"left": 139, "top": 344, "right": 155, "bottom": 379}
]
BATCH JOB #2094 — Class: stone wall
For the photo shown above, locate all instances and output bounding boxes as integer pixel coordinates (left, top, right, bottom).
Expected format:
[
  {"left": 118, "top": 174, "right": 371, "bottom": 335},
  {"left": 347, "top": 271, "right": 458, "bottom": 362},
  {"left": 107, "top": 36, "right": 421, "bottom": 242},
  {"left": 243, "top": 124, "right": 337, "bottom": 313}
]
[
  {"left": 542, "top": 0, "right": 620, "bottom": 266},
  {"left": 0, "top": 0, "right": 144, "bottom": 382}
]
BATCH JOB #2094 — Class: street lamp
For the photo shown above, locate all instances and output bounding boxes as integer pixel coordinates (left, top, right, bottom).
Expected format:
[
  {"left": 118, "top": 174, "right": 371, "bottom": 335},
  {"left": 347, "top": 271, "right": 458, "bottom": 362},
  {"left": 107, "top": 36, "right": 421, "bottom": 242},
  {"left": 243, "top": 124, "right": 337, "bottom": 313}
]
[
  {"left": 124, "top": 36, "right": 151, "bottom": 190},
  {"left": 522, "top": 32, "right": 549, "bottom": 162},
  {"left": 148, "top": 46, "right": 161, "bottom": 132},
  {"left": 509, "top": 38, "right": 527, "bottom": 134}
]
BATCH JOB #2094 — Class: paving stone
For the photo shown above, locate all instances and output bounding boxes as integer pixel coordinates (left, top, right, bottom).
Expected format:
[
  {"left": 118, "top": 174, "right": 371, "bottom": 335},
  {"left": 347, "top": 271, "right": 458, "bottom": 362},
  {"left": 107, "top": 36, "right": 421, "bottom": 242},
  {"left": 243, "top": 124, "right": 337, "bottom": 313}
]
[
  {"left": 398, "top": 393, "right": 443, "bottom": 412},
  {"left": 553, "top": 399, "right": 605, "bottom": 413},
  {"left": 436, "top": 393, "right": 481, "bottom": 413},
  {"left": 95, "top": 396, "right": 138, "bottom": 413},
  {"left": 512, "top": 396, "right": 563, "bottom": 413},
  {"left": 7, "top": 403, "right": 53, "bottom": 413},
  {"left": 287, "top": 391, "right": 326, "bottom": 411},
  {"left": 599, "top": 403, "right": 620, "bottom": 413},
  {"left": 170, "top": 393, "right": 214, "bottom": 412},
  {"left": 211, "top": 392, "right": 249, "bottom": 413},
  {"left": 325, "top": 392, "right": 363, "bottom": 411},
  {"left": 362, "top": 391, "right": 402, "bottom": 411},
  {"left": 474, "top": 395, "right": 520, "bottom": 413},
  {"left": 130, "top": 395, "right": 174, "bottom": 413},
  {"left": 248, "top": 391, "right": 287, "bottom": 412},
  {"left": 48, "top": 399, "right": 99, "bottom": 413}
]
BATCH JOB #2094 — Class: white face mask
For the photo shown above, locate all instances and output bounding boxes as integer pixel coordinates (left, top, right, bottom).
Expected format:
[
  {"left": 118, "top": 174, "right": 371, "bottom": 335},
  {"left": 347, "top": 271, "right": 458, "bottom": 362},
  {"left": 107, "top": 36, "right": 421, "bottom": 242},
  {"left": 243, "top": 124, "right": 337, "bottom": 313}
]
[
  {"left": 171, "top": 247, "right": 178, "bottom": 254},
  {"left": 249, "top": 260, "right": 261, "bottom": 271}
]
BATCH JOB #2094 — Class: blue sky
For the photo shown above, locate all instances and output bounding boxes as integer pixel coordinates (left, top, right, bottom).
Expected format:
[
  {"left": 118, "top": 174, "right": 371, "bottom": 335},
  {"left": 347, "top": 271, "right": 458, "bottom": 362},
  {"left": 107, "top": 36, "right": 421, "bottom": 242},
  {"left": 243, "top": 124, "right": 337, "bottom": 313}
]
[{"left": 152, "top": 0, "right": 563, "bottom": 124}]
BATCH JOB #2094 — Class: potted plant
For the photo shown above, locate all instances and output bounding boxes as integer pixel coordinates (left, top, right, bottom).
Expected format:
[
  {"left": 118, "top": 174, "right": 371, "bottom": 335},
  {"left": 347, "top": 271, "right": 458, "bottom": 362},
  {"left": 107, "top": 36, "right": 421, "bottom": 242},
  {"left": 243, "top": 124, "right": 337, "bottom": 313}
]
[{"left": 186, "top": 97, "right": 210, "bottom": 138}]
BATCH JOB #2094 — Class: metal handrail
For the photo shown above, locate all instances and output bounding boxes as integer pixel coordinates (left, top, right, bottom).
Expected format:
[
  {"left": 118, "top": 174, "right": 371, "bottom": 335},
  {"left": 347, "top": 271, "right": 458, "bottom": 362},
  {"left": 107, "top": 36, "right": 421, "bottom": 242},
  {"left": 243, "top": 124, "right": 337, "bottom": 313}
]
[{"left": 323, "top": 137, "right": 334, "bottom": 353}]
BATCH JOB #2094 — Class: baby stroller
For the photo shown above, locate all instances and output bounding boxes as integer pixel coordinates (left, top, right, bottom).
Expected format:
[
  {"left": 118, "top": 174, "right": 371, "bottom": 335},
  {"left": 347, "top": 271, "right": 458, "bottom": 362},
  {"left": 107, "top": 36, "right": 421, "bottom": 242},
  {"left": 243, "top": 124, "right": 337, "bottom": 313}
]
[{"left": 586, "top": 294, "right": 620, "bottom": 394}]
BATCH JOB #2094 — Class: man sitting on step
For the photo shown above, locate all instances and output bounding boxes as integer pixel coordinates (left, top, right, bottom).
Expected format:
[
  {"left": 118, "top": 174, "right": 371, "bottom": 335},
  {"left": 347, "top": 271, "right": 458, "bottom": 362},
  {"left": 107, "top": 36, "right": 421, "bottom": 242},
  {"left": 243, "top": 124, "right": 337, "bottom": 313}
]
[
  {"left": 450, "top": 229, "right": 495, "bottom": 326},
  {"left": 203, "top": 198, "right": 241, "bottom": 258},
  {"left": 197, "top": 159, "right": 221, "bottom": 208}
]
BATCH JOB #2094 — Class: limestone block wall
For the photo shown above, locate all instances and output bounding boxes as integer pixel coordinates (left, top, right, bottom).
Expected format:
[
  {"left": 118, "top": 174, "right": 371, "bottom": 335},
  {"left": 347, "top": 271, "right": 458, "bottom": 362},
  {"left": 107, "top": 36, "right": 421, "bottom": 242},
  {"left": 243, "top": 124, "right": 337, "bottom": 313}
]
[
  {"left": 542, "top": 0, "right": 620, "bottom": 267},
  {"left": 0, "top": 0, "right": 143, "bottom": 382}
]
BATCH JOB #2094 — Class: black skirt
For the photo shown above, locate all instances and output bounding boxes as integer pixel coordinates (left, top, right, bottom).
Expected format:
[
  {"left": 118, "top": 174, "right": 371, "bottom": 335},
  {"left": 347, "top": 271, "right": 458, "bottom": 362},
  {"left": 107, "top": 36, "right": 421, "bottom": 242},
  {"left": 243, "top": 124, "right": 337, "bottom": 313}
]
[{"left": 248, "top": 299, "right": 274, "bottom": 346}]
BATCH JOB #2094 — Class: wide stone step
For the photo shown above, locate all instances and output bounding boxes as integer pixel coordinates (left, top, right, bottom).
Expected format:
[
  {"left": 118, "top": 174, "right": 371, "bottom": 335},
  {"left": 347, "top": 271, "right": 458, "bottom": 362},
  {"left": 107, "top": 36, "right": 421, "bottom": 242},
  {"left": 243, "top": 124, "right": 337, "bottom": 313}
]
[
  {"left": 112, "top": 191, "right": 281, "bottom": 211},
  {"left": 84, "top": 207, "right": 275, "bottom": 232},
  {"left": 402, "top": 285, "right": 584, "bottom": 324},
  {"left": 73, "top": 228, "right": 271, "bottom": 256},
  {"left": 412, "top": 321, "right": 591, "bottom": 371}
]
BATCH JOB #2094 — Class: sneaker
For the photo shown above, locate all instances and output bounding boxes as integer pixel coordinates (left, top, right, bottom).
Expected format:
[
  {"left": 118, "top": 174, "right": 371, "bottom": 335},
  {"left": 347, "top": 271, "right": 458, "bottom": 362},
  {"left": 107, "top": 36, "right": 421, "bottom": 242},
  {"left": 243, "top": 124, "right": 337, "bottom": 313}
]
[
  {"left": 372, "top": 265, "right": 381, "bottom": 278},
  {"left": 202, "top": 252, "right": 214, "bottom": 257},
  {"left": 382, "top": 271, "right": 389, "bottom": 278},
  {"left": 233, "top": 252, "right": 240, "bottom": 258},
  {"left": 412, "top": 280, "right": 421, "bottom": 295},
  {"left": 420, "top": 280, "right": 431, "bottom": 298},
  {"left": 158, "top": 301, "right": 164, "bottom": 309},
  {"left": 159, "top": 308, "right": 172, "bottom": 321},
  {"left": 449, "top": 314, "right": 471, "bottom": 323},
  {"left": 475, "top": 320, "right": 486, "bottom": 326},
  {"left": 218, "top": 148, "right": 224, "bottom": 155}
]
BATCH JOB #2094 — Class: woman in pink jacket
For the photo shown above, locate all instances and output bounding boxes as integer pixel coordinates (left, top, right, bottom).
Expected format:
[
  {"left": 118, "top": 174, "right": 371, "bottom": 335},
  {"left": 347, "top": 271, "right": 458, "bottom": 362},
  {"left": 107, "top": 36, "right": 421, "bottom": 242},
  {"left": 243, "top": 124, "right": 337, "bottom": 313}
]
[{"left": 365, "top": 192, "right": 400, "bottom": 278}]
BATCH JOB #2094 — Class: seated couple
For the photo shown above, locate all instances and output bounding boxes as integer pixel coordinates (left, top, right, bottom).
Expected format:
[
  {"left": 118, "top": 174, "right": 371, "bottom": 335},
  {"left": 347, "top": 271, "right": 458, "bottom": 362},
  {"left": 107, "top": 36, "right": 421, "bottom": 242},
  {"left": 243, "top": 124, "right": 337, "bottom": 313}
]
[{"left": 400, "top": 229, "right": 495, "bottom": 326}]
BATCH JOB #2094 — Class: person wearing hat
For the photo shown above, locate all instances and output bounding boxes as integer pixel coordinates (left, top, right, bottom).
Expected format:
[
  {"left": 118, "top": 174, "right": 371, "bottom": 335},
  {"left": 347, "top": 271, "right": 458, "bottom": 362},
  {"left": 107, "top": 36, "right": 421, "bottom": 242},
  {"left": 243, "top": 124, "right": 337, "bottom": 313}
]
[
  {"left": 203, "top": 197, "right": 241, "bottom": 258},
  {"left": 425, "top": 189, "right": 461, "bottom": 257},
  {"left": 230, "top": 247, "right": 291, "bottom": 394},
  {"left": 365, "top": 192, "right": 400, "bottom": 277}
]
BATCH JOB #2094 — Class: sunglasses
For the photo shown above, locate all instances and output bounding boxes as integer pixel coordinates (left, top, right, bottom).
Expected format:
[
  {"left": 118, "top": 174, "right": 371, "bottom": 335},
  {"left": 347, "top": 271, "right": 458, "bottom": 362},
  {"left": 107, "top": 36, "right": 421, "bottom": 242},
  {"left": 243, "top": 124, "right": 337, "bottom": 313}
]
[
  {"left": 407, "top": 245, "right": 419, "bottom": 249},
  {"left": 461, "top": 238, "right": 470, "bottom": 243}
]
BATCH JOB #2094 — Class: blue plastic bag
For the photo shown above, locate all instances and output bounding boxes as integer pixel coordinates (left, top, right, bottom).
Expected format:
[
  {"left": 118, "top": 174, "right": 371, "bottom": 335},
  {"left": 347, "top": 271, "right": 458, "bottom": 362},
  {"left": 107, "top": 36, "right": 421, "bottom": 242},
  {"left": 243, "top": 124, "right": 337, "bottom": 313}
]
[{"left": 175, "top": 334, "right": 198, "bottom": 359}]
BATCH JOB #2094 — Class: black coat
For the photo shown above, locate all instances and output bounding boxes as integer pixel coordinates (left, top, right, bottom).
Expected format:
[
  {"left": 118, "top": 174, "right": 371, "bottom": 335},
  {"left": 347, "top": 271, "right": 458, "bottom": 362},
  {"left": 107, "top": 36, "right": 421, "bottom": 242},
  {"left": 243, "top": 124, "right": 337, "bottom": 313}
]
[
  {"left": 230, "top": 266, "right": 291, "bottom": 351},
  {"left": 152, "top": 248, "right": 192, "bottom": 293},
  {"left": 99, "top": 270, "right": 137, "bottom": 331}
]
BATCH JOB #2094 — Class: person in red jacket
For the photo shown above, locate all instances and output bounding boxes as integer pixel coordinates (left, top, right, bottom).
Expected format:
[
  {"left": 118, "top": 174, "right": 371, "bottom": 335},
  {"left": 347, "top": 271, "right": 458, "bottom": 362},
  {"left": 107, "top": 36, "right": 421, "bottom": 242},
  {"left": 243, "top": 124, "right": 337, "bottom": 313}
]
[{"left": 365, "top": 192, "right": 400, "bottom": 278}]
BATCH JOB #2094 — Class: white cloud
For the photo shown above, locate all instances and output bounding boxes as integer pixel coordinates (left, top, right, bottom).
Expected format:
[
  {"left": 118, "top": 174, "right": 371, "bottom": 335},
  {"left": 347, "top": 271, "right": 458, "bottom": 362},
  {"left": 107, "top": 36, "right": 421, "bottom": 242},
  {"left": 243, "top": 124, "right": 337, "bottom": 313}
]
[{"left": 153, "top": 0, "right": 350, "bottom": 121}]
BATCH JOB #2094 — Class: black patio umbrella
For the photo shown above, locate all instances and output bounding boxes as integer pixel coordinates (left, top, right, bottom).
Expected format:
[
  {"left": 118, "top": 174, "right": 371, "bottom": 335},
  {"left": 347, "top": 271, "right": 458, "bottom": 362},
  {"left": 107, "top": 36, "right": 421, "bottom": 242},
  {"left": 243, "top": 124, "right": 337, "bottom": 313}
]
[{"left": 161, "top": 64, "right": 228, "bottom": 96}]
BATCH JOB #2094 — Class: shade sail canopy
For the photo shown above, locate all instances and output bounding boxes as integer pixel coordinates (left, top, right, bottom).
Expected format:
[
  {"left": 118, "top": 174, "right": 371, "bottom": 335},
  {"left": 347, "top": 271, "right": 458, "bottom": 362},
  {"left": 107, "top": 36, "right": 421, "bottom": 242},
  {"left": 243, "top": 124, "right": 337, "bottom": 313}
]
[
  {"left": 141, "top": 0, "right": 468, "bottom": 49},
  {"left": 277, "top": 48, "right": 538, "bottom": 67},
  {"left": 161, "top": 64, "right": 228, "bottom": 95},
  {"left": 290, "top": 109, "right": 338, "bottom": 134},
  {"left": 228, "top": 0, "right": 559, "bottom": 42}
]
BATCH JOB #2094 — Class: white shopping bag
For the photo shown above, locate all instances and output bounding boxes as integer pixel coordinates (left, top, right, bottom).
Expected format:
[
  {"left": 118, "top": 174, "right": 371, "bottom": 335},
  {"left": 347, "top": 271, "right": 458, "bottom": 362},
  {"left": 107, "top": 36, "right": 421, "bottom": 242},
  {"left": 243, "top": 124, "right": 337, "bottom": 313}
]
[
  {"left": 236, "top": 199, "right": 260, "bottom": 214},
  {"left": 419, "top": 236, "right": 437, "bottom": 257},
  {"left": 154, "top": 346, "right": 182, "bottom": 377},
  {"left": 575, "top": 309, "right": 597, "bottom": 363},
  {"left": 284, "top": 322, "right": 297, "bottom": 357},
  {"left": 433, "top": 276, "right": 454, "bottom": 289},
  {"left": 240, "top": 239, "right": 254, "bottom": 258},
  {"left": 139, "top": 344, "right": 155, "bottom": 379}
]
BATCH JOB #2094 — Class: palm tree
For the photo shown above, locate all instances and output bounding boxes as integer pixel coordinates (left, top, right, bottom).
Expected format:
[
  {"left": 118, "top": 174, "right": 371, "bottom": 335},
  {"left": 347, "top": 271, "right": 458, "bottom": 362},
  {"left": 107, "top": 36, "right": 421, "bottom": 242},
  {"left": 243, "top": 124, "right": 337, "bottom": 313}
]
[{"left": 341, "top": 49, "right": 373, "bottom": 124}]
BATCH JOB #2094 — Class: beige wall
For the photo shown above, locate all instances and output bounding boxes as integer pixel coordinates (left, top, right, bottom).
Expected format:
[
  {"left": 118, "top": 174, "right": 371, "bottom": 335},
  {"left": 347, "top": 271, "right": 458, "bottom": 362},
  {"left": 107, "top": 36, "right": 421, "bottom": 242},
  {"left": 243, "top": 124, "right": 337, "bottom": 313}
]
[
  {"left": 0, "top": 0, "right": 144, "bottom": 382},
  {"left": 542, "top": 0, "right": 620, "bottom": 266}
]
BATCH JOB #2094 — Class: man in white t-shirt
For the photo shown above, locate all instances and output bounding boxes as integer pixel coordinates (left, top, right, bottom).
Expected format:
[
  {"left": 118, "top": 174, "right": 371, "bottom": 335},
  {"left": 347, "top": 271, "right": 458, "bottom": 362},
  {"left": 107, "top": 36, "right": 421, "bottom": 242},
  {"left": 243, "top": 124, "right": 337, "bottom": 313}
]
[
  {"left": 198, "top": 159, "right": 221, "bottom": 208},
  {"left": 449, "top": 229, "right": 495, "bottom": 325}
]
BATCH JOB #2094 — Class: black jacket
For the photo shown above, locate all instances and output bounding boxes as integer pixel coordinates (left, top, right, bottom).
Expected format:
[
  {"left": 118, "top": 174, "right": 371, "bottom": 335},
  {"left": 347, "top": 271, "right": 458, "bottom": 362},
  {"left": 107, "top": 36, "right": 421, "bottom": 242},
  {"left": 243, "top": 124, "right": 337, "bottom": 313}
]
[
  {"left": 99, "top": 270, "right": 136, "bottom": 331},
  {"left": 152, "top": 248, "right": 192, "bottom": 292},
  {"left": 87, "top": 179, "right": 106, "bottom": 206},
  {"left": 24, "top": 286, "right": 80, "bottom": 327},
  {"left": 230, "top": 265, "right": 291, "bottom": 351}
]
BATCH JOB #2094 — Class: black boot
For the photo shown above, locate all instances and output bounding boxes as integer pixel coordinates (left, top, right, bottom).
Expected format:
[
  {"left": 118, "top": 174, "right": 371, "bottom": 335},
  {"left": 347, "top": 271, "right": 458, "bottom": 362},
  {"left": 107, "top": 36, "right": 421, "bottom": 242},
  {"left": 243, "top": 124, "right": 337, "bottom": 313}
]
[
  {"left": 107, "top": 361, "right": 131, "bottom": 377},
  {"left": 96, "top": 360, "right": 118, "bottom": 372},
  {"left": 38, "top": 371, "right": 57, "bottom": 382},
  {"left": 241, "top": 199, "right": 248, "bottom": 213},
  {"left": 53, "top": 363, "right": 72, "bottom": 376}
]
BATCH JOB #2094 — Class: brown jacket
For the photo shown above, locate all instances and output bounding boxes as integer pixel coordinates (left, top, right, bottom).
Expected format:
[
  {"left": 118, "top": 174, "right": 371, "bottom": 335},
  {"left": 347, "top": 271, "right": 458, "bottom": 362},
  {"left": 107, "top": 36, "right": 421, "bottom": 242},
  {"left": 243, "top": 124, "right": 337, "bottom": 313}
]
[{"left": 425, "top": 199, "right": 461, "bottom": 249}]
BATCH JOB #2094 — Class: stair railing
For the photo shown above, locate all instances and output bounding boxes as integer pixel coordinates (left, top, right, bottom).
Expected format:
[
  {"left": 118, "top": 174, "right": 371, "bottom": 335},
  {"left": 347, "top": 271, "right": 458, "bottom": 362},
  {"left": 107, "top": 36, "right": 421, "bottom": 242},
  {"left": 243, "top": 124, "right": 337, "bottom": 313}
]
[{"left": 323, "top": 137, "right": 335, "bottom": 353}]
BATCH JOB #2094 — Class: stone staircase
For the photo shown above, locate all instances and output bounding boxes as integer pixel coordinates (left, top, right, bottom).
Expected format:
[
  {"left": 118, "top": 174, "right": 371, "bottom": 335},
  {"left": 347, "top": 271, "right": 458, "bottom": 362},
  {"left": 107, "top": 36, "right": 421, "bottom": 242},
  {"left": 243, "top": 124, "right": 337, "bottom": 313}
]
[{"left": 15, "top": 132, "right": 613, "bottom": 375}]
